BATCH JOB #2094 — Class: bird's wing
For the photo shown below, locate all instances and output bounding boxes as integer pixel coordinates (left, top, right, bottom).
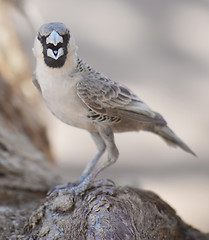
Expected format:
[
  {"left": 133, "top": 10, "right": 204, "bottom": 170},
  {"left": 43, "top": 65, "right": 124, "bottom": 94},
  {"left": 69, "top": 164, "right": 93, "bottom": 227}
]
[
  {"left": 77, "top": 75, "right": 166, "bottom": 124},
  {"left": 32, "top": 72, "right": 41, "bottom": 93}
]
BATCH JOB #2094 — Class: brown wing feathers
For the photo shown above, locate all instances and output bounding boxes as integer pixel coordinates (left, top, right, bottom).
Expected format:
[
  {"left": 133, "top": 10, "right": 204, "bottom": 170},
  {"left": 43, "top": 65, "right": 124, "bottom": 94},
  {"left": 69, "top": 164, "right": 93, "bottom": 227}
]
[{"left": 77, "top": 78, "right": 166, "bottom": 125}]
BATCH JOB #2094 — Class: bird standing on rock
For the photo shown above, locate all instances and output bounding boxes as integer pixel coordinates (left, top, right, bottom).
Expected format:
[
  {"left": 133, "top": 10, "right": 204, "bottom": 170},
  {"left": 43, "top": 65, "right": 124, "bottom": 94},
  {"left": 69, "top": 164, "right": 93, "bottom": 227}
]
[{"left": 32, "top": 22, "right": 195, "bottom": 195}]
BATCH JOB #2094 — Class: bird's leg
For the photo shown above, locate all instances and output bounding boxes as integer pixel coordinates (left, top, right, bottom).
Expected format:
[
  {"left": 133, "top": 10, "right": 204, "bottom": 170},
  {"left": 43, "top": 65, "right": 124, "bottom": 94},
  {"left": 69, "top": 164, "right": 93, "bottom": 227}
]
[
  {"left": 48, "top": 125, "right": 118, "bottom": 197},
  {"left": 66, "top": 125, "right": 119, "bottom": 193},
  {"left": 70, "top": 132, "right": 106, "bottom": 185},
  {"left": 47, "top": 132, "right": 106, "bottom": 195},
  {"left": 89, "top": 124, "right": 119, "bottom": 180}
]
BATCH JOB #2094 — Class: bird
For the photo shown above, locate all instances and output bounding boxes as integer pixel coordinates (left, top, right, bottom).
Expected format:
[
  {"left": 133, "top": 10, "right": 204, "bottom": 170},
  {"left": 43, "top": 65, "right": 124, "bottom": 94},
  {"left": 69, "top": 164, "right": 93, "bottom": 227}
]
[{"left": 32, "top": 22, "right": 196, "bottom": 194}]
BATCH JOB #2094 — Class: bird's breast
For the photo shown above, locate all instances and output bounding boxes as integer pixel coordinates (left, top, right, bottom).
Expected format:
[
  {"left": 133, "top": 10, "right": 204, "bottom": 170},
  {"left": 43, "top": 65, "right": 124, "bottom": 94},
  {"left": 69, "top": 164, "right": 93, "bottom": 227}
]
[{"left": 38, "top": 74, "right": 95, "bottom": 130}]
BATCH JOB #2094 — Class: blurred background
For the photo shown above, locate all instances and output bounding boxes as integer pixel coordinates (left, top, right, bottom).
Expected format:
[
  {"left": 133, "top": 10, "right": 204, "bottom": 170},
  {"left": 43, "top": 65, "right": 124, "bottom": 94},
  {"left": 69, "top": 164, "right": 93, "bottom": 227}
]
[{"left": 0, "top": 0, "right": 208, "bottom": 232}]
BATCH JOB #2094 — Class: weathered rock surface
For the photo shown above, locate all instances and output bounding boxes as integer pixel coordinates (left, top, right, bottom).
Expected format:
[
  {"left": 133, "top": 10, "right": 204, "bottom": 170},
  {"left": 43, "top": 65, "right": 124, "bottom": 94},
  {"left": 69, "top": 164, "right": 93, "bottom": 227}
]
[{"left": 24, "top": 184, "right": 209, "bottom": 240}]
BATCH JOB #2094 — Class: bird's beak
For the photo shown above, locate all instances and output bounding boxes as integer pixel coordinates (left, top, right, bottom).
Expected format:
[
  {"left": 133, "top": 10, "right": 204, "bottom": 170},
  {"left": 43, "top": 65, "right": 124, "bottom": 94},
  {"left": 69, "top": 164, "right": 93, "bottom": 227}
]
[
  {"left": 46, "top": 30, "right": 64, "bottom": 60},
  {"left": 46, "top": 30, "right": 63, "bottom": 46}
]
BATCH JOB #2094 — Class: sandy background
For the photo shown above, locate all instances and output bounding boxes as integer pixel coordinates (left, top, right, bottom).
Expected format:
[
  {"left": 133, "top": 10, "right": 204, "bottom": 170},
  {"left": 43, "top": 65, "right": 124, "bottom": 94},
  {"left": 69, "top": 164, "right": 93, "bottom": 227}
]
[{"left": 9, "top": 0, "right": 209, "bottom": 232}]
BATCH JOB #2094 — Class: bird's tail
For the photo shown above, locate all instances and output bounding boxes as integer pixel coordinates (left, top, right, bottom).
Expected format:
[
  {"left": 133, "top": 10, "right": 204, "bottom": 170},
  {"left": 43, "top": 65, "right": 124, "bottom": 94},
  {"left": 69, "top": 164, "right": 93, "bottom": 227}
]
[{"left": 153, "top": 125, "right": 196, "bottom": 156}]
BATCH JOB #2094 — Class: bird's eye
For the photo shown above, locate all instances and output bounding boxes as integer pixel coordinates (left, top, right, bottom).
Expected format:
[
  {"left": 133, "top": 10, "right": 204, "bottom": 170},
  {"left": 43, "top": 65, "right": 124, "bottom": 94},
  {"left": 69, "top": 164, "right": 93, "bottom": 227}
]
[{"left": 37, "top": 32, "right": 42, "bottom": 41}]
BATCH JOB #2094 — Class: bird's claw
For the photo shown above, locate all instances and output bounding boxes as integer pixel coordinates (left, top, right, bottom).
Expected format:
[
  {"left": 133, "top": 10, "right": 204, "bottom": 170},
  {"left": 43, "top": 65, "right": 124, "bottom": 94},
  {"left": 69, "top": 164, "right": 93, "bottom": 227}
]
[
  {"left": 92, "top": 178, "right": 115, "bottom": 188},
  {"left": 47, "top": 178, "right": 115, "bottom": 198},
  {"left": 47, "top": 179, "right": 84, "bottom": 196}
]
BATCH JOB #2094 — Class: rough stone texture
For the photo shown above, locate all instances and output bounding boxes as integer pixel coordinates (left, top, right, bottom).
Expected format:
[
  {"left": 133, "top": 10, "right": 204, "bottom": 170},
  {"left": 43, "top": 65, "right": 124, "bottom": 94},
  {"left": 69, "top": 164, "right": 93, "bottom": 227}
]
[
  {"left": 24, "top": 184, "right": 209, "bottom": 240},
  {"left": 0, "top": 77, "right": 61, "bottom": 239},
  {"left": 0, "top": 77, "right": 59, "bottom": 191}
]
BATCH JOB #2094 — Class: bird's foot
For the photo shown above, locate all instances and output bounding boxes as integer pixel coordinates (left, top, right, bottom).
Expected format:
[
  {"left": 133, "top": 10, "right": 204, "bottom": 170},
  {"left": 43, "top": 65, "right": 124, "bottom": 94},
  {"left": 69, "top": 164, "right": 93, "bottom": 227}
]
[
  {"left": 47, "top": 178, "right": 115, "bottom": 199},
  {"left": 47, "top": 180, "right": 80, "bottom": 196},
  {"left": 92, "top": 178, "right": 115, "bottom": 188}
]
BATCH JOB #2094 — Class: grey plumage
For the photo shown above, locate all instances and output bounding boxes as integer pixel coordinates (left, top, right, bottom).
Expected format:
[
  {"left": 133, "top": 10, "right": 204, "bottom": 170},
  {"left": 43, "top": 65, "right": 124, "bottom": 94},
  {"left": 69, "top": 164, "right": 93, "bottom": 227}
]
[{"left": 32, "top": 22, "right": 196, "bottom": 194}]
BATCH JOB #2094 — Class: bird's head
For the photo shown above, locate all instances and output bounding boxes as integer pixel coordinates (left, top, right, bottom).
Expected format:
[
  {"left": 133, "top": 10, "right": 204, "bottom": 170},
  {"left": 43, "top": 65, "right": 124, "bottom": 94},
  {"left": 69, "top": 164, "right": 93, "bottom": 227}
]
[{"left": 33, "top": 22, "right": 77, "bottom": 69}]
